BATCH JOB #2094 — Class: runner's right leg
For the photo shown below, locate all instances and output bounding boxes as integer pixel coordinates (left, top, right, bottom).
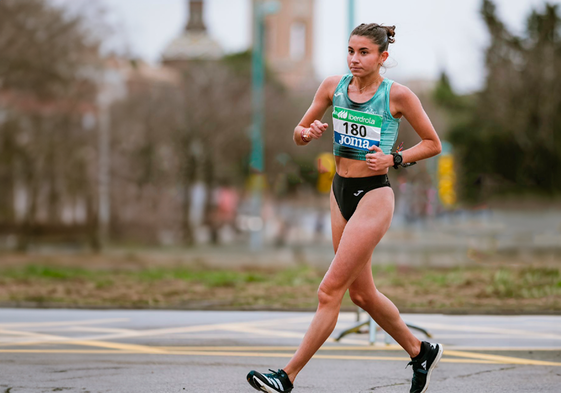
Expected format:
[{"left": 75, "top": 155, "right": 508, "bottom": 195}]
[
  {"left": 279, "top": 187, "right": 395, "bottom": 384},
  {"left": 347, "top": 189, "right": 422, "bottom": 357}
]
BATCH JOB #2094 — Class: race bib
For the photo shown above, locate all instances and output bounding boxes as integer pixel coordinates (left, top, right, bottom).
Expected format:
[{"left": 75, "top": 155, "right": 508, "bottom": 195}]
[{"left": 332, "top": 106, "right": 382, "bottom": 151}]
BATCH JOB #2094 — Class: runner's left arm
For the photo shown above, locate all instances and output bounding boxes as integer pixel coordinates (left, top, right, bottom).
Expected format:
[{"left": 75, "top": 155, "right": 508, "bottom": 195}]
[{"left": 389, "top": 84, "right": 442, "bottom": 165}]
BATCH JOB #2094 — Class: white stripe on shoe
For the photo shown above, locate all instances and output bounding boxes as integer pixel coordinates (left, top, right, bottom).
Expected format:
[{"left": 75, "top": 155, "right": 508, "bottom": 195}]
[
  {"left": 254, "top": 377, "right": 273, "bottom": 393},
  {"left": 272, "top": 376, "right": 283, "bottom": 391},
  {"left": 264, "top": 375, "right": 280, "bottom": 391},
  {"left": 269, "top": 376, "right": 280, "bottom": 391},
  {"left": 255, "top": 375, "right": 285, "bottom": 393}
]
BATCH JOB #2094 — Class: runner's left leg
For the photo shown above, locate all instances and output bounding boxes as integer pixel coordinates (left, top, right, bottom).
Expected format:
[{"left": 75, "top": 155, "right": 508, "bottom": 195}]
[{"left": 348, "top": 260, "right": 422, "bottom": 357}]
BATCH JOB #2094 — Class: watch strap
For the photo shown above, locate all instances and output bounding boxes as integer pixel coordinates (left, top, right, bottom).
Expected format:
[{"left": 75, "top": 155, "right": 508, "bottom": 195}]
[{"left": 391, "top": 152, "right": 402, "bottom": 169}]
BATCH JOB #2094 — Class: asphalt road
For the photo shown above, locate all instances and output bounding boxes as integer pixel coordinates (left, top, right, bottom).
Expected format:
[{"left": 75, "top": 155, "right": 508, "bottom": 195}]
[{"left": 0, "top": 309, "right": 560, "bottom": 392}]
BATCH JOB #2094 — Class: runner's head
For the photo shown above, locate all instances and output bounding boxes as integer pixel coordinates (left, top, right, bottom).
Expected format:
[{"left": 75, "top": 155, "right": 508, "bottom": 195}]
[
  {"left": 348, "top": 24, "right": 395, "bottom": 75},
  {"left": 350, "top": 23, "right": 395, "bottom": 53}
]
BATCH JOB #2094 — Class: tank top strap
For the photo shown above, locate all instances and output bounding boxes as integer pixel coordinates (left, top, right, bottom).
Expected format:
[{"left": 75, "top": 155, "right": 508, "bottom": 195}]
[{"left": 333, "top": 74, "right": 353, "bottom": 97}]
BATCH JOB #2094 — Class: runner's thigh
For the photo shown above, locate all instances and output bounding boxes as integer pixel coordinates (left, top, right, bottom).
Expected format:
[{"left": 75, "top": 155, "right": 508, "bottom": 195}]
[
  {"left": 330, "top": 187, "right": 346, "bottom": 254},
  {"left": 320, "top": 187, "right": 395, "bottom": 293}
]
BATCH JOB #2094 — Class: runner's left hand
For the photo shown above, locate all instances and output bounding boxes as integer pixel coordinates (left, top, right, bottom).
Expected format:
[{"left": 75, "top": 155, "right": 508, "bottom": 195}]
[{"left": 365, "top": 145, "right": 390, "bottom": 171}]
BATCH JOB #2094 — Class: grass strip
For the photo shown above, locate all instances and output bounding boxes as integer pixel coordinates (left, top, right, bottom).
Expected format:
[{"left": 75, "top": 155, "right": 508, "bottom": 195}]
[{"left": 0, "top": 262, "right": 559, "bottom": 312}]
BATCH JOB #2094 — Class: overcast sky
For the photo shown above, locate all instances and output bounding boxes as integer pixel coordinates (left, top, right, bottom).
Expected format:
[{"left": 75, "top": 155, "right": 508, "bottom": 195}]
[{"left": 78, "top": 0, "right": 558, "bottom": 94}]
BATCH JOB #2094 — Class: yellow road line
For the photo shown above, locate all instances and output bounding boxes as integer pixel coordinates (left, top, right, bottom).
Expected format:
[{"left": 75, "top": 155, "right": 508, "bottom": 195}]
[
  {"left": 220, "top": 325, "right": 323, "bottom": 340},
  {"left": 157, "top": 345, "right": 403, "bottom": 351},
  {"left": 0, "top": 349, "right": 142, "bottom": 354},
  {"left": 444, "top": 349, "right": 561, "bottom": 367},
  {"left": 415, "top": 322, "right": 561, "bottom": 341},
  {"left": 0, "top": 348, "right": 500, "bottom": 364},
  {"left": 0, "top": 328, "right": 167, "bottom": 354},
  {"left": 0, "top": 328, "right": 63, "bottom": 339},
  {"left": 432, "top": 334, "right": 560, "bottom": 339},
  {"left": 0, "top": 328, "right": 87, "bottom": 345},
  {"left": 0, "top": 318, "right": 129, "bottom": 329},
  {"left": 437, "top": 346, "right": 561, "bottom": 351},
  {"left": 157, "top": 346, "right": 561, "bottom": 366},
  {"left": 0, "top": 316, "right": 318, "bottom": 348},
  {"left": 156, "top": 345, "right": 561, "bottom": 352},
  {"left": 215, "top": 325, "right": 376, "bottom": 346},
  {"left": 64, "top": 340, "right": 170, "bottom": 354},
  {"left": 2, "top": 316, "right": 560, "bottom": 368},
  {"left": 65, "top": 326, "right": 137, "bottom": 334},
  {"left": 0, "top": 344, "right": 559, "bottom": 366}
]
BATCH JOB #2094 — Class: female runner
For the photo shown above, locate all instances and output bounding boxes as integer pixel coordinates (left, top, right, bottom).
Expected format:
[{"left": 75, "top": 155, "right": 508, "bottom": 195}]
[{"left": 247, "top": 23, "right": 443, "bottom": 393}]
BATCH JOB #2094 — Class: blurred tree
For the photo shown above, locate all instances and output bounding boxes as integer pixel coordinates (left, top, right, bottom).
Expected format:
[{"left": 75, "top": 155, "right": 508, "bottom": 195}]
[
  {"left": 178, "top": 53, "right": 314, "bottom": 243},
  {"left": 445, "top": 0, "right": 561, "bottom": 202},
  {"left": 0, "top": 0, "right": 101, "bottom": 249},
  {"left": 108, "top": 63, "right": 185, "bottom": 244},
  {"left": 107, "top": 51, "right": 309, "bottom": 246},
  {"left": 177, "top": 60, "right": 252, "bottom": 244}
]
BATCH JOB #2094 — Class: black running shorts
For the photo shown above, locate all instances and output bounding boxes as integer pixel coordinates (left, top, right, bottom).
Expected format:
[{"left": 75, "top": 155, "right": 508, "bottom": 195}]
[{"left": 332, "top": 172, "right": 391, "bottom": 221}]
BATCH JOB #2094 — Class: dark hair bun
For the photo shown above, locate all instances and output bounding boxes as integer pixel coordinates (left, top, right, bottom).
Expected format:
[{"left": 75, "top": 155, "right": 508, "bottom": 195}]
[
  {"left": 350, "top": 23, "right": 396, "bottom": 51},
  {"left": 383, "top": 25, "right": 396, "bottom": 44}
]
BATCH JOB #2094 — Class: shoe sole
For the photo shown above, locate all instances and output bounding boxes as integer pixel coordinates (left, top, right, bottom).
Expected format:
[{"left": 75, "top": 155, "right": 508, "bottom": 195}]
[{"left": 420, "top": 344, "right": 444, "bottom": 393}]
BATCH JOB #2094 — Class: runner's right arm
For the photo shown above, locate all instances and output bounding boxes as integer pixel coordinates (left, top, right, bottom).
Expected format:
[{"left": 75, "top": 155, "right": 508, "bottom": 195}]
[{"left": 293, "top": 76, "right": 341, "bottom": 146}]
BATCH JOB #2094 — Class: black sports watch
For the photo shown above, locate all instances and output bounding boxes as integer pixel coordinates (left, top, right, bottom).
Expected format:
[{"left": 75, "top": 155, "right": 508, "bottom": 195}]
[{"left": 391, "top": 152, "right": 403, "bottom": 169}]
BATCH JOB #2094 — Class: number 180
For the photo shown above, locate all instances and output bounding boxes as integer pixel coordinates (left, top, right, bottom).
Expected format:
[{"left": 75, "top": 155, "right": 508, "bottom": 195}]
[{"left": 343, "top": 122, "right": 366, "bottom": 137}]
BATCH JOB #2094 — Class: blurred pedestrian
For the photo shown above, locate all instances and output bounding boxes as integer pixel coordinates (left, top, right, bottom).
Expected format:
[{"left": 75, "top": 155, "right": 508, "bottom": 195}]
[
  {"left": 247, "top": 23, "right": 443, "bottom": 393},
  {"left": 216, "top": 181, "right": 239, "bottom": 230}
]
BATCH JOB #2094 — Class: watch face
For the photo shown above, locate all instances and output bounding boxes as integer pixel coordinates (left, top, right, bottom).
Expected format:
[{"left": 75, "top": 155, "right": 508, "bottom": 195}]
[{"left": 394, "top": 153, "right": 403, "bottom": 165}]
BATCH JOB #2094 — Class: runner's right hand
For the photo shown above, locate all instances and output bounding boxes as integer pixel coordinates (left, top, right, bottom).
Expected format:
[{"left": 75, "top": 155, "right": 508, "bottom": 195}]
[{"left": 306, "top": 120, "right": 328, "bottom": 140}]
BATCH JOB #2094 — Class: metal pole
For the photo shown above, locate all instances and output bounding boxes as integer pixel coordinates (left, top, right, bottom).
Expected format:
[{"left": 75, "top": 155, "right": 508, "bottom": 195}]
[
  {"left": 249, "top": 0, "right": 279, "bottom": 251},
  {"left": 348, "top": 0, "right": 356, "bottom": 36},
  {"left": 249, "top": 0, "right": 265, "bottom": 251},
  {"left": 98, "top": 100, "right": 110, "bottom": 247}
]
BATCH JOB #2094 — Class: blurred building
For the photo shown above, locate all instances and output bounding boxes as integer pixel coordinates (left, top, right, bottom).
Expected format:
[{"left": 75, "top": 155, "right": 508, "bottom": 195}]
[
  {"left": 162, "top": 0, "right": 224, "bottom": 67},
  {"left": 263, "top": 0, "right": 317, "bottom": 91},
  {"left": 161, "top": 0, "right": 318, "bottom": 91}
]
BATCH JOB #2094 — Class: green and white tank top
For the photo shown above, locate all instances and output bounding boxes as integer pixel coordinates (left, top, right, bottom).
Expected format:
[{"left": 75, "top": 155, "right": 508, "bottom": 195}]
[{"left": 332, "top": 74, "right": 401, "bottom": 160}]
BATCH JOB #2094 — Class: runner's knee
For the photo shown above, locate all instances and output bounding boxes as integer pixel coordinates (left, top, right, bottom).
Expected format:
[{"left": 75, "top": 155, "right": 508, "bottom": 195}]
[
  {"left": 317, "top": 283, "right": 344, "bottom": 305},
  {"left": 349, "top": 288, "right": 378, "bottom": 309}
]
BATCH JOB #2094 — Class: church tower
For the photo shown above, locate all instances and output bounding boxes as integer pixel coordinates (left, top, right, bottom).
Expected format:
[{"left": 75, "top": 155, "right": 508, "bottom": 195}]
[{"left": 162, "top": 0, "right": 223, "bottom": 67}]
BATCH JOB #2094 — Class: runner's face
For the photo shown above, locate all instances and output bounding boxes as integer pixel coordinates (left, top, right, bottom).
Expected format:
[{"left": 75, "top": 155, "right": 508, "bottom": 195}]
[{"left": 347, "top": 35, "right": 386, "bottom": 76}]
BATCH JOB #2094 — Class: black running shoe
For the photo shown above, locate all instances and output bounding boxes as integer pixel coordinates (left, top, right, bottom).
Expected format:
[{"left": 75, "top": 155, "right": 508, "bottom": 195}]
[
  {"left": 407, "top": 342, "right": 443, "bottom": 393},
  {"left": 247, "top": 368, "right": 294, "bottom": 392}
]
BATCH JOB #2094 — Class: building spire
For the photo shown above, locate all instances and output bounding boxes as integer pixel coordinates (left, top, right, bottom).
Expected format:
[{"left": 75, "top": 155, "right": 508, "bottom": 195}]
[
  {"left": 162, "top": 0, "right": 222, "bottom": 64},
  {"left": 186, "top": 0, "right": 206, "bottom": 32}
]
